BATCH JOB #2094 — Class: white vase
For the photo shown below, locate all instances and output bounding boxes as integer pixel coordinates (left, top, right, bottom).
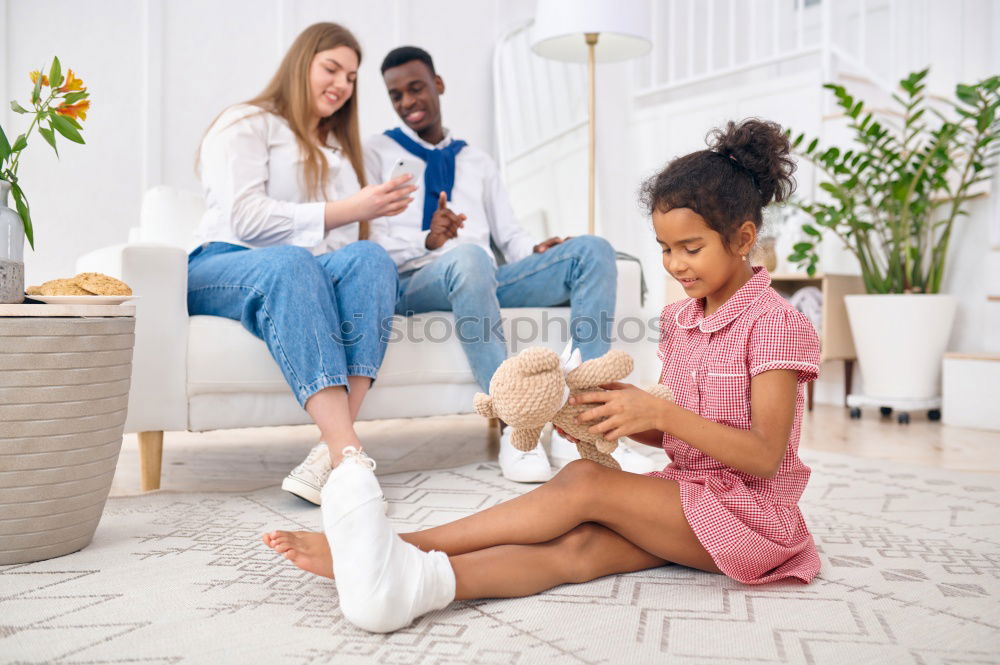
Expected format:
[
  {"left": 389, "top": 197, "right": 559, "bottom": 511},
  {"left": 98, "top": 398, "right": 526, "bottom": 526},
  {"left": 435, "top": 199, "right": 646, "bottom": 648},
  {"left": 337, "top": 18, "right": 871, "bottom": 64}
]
[
  {"left": 844, "top": 294, "right": 958, "bottom": 401},
  {"left": 0, "top": 180, "right": 26, "bottom": 304}
]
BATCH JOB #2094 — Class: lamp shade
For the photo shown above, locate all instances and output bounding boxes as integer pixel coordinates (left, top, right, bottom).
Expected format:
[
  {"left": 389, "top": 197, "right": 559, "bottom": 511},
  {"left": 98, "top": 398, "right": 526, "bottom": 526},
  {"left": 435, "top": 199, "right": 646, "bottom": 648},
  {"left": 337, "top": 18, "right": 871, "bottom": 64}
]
[{"left": 530, "top": 0, "right": 652, "bottom": 63}]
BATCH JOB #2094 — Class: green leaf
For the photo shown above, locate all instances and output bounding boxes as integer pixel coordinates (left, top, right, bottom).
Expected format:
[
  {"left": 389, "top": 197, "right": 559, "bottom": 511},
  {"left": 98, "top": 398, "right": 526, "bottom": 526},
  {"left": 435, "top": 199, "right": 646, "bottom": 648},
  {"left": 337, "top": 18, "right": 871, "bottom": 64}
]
[
  {"left": 0, "top": 124, "right": 10, "bottom": 163},
  {"left": 10, "top": 100, "right": 28, "bottom": 114},
  {"left": 977, "top": 105, "right": 995, "bottom": 132},
  {"left": 49, "top": 113, "right": 85, "bottom": 144},
  {"left": 793, "top": 242, "right": 813, "bottom": 253},
  {"left": 31, "top": 66, "right": 43, "bottom": 104},
  {"left": 61, "top": 90, "right": 88, "bottom": 105},
  {"left": 48, "top": 56, "right": 63, "bottom": 89},
  {"left": 62, "top": 114, "right": 82, "bottom": 130},
  {"left": 11, "top": 134, "right": 27, "bottom": 152},
  {"left": 9, "top": 181, "right": 34, "bottom": 249},
  {"left": 906, "top": 108, "right": 926, "bottom": 127},
  {"left": 807, "top": 138, "right": 819, "bottom": 154},
  {"left": 802, "top": 224, "right": 821, "bottom": 237},
  {"left": 39, "top": 126, "right": 58, "bottom": 156},
  {"left": 956, "top": 83, "right": 978, "bottom": 105}
]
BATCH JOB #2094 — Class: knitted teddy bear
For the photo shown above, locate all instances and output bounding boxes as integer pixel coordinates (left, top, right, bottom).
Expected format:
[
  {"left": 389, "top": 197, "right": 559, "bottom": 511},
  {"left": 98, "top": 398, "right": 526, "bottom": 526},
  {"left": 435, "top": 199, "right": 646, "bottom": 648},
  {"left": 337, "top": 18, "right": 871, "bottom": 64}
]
[{"left": 473, "top": 345, "right": 674, "bottom": 470}]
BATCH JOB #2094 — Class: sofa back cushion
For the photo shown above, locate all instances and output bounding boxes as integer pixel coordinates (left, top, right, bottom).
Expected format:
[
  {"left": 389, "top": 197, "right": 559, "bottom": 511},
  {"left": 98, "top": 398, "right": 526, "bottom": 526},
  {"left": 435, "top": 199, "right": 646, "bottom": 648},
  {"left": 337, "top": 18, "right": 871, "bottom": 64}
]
[{"left": 136, "top": 185, "right": 205, "bottom": 250}]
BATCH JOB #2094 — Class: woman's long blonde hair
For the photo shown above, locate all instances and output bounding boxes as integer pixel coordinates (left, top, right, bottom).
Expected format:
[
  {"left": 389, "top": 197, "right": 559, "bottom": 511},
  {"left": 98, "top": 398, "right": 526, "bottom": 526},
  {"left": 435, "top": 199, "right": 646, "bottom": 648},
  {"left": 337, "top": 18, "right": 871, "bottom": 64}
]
[
  {"left": 246, "top": 22, "right": 367, "bottom": 198},
  {"left": 200, "top": 23, "right": 367, "bottom": 209}
]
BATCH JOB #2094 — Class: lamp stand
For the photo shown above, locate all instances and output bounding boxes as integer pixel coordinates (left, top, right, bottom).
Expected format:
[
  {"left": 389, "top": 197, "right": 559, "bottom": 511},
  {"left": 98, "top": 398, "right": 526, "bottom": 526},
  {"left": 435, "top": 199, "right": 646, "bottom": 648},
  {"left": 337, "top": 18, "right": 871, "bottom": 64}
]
[{"left": 585, "top": 32, "right": 598, "bottom": 236}]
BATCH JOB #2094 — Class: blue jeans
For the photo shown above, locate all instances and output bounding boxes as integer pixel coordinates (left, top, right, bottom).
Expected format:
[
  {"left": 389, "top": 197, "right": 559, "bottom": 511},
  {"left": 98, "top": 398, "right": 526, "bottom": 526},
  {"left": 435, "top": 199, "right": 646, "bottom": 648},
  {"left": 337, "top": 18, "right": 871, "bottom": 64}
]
[
  {"left": 188, "top": 241, "right": 398, "bottom": 407},
  {"left": 396, "top": 236, "right": 617, "bottom": 391}
]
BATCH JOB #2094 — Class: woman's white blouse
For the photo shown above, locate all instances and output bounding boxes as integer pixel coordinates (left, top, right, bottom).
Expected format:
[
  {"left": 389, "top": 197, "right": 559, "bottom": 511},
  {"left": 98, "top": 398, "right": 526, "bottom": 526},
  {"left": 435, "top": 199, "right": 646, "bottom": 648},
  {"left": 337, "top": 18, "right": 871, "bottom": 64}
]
[{"left": 194, "top": 104, "right": 362, "bottom": 254}]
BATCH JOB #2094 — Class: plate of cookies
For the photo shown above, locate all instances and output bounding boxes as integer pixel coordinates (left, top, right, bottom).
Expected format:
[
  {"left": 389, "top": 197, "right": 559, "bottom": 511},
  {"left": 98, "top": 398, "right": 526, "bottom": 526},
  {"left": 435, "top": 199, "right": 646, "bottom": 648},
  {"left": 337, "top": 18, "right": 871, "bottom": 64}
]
[{"left": 25, "top": 272, "right": 136, "bottom": 305}]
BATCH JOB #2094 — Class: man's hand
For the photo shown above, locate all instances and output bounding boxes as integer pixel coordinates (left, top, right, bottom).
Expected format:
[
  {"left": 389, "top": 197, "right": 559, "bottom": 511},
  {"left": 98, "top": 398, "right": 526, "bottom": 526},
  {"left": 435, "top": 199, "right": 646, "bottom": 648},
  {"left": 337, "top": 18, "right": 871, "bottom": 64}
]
[
  {"left": 571, "top": 382, "right": 673, "bottom": 441},
  {"left": 533, "top": 236, "right": 568, "bottom": 253},
  {"left": 425, "top": 192, "right": 466, "bottom": 250}
]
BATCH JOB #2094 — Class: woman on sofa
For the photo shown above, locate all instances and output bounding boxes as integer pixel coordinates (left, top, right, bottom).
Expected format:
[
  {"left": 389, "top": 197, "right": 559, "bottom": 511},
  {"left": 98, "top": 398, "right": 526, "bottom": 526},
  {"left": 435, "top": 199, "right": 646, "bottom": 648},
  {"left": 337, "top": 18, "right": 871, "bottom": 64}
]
[{"left": 189, "top": 22, "right": 416, "bottom": 505}]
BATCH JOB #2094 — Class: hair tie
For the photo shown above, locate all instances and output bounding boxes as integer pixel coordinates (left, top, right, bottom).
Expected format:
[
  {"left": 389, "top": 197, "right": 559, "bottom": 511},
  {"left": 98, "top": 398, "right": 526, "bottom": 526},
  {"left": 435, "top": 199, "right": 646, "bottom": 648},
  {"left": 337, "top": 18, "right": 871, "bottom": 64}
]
[{"left": 720, "top": 151, "right": 762, "bottom": 195}]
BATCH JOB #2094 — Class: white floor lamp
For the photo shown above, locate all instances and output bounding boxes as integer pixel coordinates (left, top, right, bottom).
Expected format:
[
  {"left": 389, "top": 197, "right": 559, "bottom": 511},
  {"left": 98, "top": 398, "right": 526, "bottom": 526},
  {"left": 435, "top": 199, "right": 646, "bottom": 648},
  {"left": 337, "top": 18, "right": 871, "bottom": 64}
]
[{"left": 530, "top": 0, "right": 652, "bottom": 236}]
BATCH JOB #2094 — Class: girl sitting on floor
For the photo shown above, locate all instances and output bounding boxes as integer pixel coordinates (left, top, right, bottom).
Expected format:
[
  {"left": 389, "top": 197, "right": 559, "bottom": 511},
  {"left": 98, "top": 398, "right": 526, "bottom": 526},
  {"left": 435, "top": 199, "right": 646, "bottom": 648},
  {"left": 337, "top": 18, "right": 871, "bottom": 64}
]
[{"left": 263, "top": 117, "right": 822, "bottom": 633}]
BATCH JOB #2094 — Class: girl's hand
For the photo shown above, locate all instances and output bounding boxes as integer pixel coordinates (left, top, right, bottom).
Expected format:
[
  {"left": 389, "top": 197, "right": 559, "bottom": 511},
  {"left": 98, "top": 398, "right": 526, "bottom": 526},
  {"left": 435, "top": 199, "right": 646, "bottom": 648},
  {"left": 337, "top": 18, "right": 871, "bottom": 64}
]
[
  {"left": 352, "top": 174, "right": 417, "bottom": 219},
  {"left": 571, "top": 382, "right": 670, "bottom": 441}
]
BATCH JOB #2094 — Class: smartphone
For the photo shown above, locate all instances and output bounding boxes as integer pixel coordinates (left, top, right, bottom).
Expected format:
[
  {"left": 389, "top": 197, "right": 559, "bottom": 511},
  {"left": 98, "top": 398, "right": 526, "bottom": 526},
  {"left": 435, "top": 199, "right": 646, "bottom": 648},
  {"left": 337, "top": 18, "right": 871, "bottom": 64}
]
[{"left": 388, "top": 157, "right": 425, "bottom": 188}]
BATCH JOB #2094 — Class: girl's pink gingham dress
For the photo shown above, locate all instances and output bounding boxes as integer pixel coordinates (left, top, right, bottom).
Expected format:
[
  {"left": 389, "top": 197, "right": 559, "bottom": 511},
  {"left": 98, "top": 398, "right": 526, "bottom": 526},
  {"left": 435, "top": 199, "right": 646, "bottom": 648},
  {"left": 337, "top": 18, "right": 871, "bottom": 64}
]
[{"left": 649, "top": 267, "right": 821, "bottom": 584}]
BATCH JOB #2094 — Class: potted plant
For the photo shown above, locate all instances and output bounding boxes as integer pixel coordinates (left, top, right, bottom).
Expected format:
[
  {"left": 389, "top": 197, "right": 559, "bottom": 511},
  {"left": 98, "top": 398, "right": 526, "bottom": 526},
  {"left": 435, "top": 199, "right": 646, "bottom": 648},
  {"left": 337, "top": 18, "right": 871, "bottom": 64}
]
[
  {"left": 788, "top": 69, "right": 1000, "bottom": 405},
  {"left": 0, "top": 56, "right": 90, "bottom": 303}
]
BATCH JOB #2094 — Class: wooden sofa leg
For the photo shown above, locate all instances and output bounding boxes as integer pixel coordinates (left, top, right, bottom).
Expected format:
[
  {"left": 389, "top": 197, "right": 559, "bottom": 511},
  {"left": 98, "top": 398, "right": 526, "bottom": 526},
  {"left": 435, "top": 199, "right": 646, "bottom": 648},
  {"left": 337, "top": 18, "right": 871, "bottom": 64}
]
[{"left": 138, "top": 431, "right": 164, "bottom": 491}]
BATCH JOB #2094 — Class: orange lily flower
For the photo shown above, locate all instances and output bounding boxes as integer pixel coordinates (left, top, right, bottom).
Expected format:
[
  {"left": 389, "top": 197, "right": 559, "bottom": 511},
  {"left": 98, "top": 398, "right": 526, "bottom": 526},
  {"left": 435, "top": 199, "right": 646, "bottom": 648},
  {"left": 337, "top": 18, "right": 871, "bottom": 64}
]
[
  {"left": 56, "top": 99, "right": 90, "bottom": 121},
  {"left": 59, "top": 69, "right": 84, "bottom": 93},
  {"left": 29, "top": 70, "right": 50, "bottom": 86}
]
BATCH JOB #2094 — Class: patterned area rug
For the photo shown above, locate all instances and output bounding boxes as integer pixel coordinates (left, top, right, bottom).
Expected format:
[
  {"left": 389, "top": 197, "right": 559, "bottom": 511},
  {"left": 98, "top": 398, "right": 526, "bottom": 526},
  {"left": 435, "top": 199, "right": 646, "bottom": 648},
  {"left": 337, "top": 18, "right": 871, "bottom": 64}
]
[{"left": 3, "top": 450, "right": 999, "bottom": 665}]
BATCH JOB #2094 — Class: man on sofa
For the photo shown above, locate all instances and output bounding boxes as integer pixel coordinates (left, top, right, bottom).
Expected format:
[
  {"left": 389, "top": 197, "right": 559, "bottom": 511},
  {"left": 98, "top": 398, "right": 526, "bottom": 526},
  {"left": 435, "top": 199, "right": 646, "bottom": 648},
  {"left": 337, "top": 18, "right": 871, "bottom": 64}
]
[{"left": 366, "top": 46, "right": 657, "bottom": 481}]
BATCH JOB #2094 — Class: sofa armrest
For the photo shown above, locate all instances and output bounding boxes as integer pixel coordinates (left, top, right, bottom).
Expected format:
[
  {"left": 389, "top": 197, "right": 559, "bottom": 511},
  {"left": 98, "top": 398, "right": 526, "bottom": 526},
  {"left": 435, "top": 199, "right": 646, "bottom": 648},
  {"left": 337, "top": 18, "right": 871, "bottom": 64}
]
[{"left": 76, "top": 243, "right": 189, "bottom": 433}]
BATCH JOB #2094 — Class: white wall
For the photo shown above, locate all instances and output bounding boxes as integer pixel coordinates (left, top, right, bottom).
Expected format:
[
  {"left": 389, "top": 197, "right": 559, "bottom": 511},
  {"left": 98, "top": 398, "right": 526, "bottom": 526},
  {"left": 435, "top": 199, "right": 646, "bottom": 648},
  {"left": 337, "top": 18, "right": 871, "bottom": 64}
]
[
  {"left": 1, "top": 0, "right": 536, "bottom": 284},
  {"left": 500, "top": 0, "right": 1000, "bottom": 392},
  {"left": 3, "top": 0, "right": 998, "bottom": 385}
]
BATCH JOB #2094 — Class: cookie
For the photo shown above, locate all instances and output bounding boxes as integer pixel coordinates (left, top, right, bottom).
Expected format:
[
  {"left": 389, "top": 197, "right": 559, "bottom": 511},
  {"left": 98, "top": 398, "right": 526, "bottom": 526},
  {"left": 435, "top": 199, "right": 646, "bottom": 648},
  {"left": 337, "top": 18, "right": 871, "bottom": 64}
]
[
  {"left": 73, "top": 272, "right": 132, "bottom": 296},
  {"left": 36, "top": 278, "right": 95, "bottom": 296}
]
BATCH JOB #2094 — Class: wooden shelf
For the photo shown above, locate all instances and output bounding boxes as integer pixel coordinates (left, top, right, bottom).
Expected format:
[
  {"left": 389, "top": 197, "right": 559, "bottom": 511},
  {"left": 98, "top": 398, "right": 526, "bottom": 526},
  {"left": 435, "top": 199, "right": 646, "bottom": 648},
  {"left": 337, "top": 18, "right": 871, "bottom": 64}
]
[
  {"left": 769, "top": 273, "right": 865, "bottom": 362},
  {"left": 945, "top": 352, "right": 1000, "bottom": 362}
]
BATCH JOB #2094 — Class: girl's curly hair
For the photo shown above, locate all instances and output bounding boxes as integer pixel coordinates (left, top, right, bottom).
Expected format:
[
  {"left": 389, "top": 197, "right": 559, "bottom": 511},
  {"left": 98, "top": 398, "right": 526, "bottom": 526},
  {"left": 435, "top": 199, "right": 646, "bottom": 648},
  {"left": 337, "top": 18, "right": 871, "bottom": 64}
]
[{"left": 639, "top": 118, "right": 796, "bottom": 244}]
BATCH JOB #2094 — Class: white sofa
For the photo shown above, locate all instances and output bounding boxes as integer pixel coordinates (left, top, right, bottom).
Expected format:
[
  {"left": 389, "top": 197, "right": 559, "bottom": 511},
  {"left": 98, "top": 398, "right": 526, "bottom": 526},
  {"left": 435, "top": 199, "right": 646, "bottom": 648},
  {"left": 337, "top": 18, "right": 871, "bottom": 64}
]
[{"left": 77, "top": 186, "right": 646, "bottom": 490}]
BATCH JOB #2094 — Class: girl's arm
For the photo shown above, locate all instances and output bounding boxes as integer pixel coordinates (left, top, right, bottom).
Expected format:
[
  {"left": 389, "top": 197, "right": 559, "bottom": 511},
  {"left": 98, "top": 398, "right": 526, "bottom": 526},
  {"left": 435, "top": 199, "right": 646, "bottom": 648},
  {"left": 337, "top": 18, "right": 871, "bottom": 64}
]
[
  {"left": 626, "top": 430, "right": 664, "bottom": 447},
  {"left": 323, "top": 174, "right": 416, "bottom": 231},
  {"left": 573, "top": 370, "right": 799, "bottom": 478}
]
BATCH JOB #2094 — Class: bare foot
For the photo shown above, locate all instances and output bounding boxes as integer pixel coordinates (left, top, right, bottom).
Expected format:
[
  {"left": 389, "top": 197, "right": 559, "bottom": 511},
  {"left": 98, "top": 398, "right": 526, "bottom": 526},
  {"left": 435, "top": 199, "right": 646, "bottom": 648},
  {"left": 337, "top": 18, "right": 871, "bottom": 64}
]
[{"left": 262, "top": 530, "right": 334, "bottom": 579}]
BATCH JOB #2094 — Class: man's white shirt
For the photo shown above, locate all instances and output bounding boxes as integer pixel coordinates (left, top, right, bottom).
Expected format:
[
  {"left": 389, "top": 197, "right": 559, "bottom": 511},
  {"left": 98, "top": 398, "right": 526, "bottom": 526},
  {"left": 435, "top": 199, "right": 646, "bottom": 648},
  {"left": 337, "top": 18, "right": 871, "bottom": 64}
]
[
  {"left": 195, "top": 104, "right": 363, "bottom": 254},
  {"left": 365, "top": 125, "right": 537, "bottom": 272}
]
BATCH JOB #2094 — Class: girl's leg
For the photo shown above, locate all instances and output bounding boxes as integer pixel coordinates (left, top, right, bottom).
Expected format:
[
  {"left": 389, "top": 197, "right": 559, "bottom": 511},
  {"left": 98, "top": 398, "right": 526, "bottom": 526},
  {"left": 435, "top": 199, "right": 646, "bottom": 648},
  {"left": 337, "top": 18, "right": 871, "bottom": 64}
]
[
  {"left": 188, "top": 244, "right": 360, "bottom": 457},
  {"left": 304, "top": 388, "right": 359, "bottom": 462},
  {"left": 265, "top": 460, "right": 720, "bottom": 596},
  {"left": 404, "top": 460, "right": 721, "bottom": 574},
  {"left": 267, "top": 522, "right": 666, "bottom": 598},
  {"left": 449, "top": 523, "right": 666, "bottom": 599},
  {"left": 314, "top": 241, "right": 398, "bottom": 421}
]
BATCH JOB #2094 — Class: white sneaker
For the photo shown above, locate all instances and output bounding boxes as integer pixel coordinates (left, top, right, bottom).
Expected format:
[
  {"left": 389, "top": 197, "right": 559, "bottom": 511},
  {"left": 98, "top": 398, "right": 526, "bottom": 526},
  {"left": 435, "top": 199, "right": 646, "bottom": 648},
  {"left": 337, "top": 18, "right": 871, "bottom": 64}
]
[
  {"left": 550, "top": 430, "right": 660, "bottom": 474},
  {"left": 610, "top": 442, "right": 661, "bottom": 474},
  {"left": 498, "top": 427, "right": 553, "bottom": 483},
  {"left": 282, "top": 443, "right": 389, "bottom": 512},
  {"left": 549, "top": 429, "right": 582, "bottom": 469},
  {"left": 282, "top": 442, "right": 331, "bottom": 505}
]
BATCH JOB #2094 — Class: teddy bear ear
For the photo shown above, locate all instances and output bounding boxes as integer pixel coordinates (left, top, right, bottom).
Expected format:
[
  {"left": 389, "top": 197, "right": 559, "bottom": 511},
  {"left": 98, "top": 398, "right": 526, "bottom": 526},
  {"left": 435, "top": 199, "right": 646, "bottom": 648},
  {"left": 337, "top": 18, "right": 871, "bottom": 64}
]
[
  {"left": 473, "top": 392, "right": 497, "bottom": 418},
  {"left": 519, "top": 347, "right": 560, "bottom": 375}
]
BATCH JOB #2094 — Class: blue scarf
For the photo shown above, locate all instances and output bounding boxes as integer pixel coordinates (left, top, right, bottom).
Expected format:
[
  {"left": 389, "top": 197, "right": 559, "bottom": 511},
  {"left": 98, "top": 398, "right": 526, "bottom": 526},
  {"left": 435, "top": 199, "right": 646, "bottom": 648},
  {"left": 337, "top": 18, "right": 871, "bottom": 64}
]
[{"left": 384, "top": 128, "right": 467, "bottom": 230}]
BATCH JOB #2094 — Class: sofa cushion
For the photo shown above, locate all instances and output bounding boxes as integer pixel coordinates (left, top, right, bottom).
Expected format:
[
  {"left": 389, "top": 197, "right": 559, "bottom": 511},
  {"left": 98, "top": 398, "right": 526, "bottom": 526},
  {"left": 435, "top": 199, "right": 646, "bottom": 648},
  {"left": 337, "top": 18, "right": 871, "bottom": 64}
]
[{"left": 186, "top": 307, "right": 574, "bottom": 396}]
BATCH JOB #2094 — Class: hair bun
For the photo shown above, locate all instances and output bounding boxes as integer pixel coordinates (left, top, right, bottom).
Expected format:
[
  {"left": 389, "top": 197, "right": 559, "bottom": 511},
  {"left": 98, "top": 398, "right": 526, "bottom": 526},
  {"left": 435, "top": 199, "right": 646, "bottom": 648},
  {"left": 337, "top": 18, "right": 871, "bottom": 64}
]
[{"left": 707, "top": 118, "right": 796, "bottom": 204}]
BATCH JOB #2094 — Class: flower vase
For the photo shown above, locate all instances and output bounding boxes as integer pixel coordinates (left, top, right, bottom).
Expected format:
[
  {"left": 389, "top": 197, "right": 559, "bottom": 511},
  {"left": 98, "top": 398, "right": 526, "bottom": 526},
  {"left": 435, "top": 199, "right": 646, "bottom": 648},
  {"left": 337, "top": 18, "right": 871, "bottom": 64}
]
[{"left": 0, "top": 180, "right": 26, "bottom": 304}]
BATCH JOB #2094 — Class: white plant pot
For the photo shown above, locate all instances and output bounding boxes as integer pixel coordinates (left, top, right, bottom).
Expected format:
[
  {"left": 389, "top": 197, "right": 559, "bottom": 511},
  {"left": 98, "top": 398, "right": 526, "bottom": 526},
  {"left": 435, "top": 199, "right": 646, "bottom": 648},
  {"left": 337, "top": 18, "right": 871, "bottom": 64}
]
[{"left": 844, "top": 294, "right": 957, "bottom": 401}]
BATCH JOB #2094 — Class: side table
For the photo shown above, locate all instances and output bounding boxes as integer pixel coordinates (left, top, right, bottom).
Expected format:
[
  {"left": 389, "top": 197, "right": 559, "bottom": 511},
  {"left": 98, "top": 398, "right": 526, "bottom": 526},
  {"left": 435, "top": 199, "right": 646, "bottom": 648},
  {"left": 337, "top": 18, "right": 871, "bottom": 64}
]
[
  {"left": 769, "top": 273, "right": 865, "bottom": 409},
  {"left": 0, "top": 303, "right": 135, "bottom": 565}
]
